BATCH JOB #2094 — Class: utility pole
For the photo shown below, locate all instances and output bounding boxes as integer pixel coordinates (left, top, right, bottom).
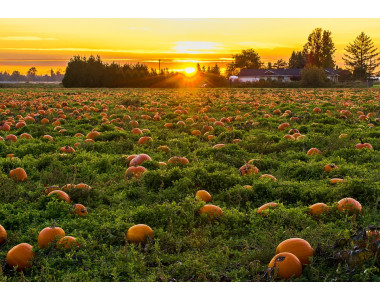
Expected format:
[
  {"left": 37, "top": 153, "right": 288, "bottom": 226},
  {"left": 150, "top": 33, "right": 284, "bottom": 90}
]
[{"left": 158, "top": 59, "right": 161, "bottom": 73}]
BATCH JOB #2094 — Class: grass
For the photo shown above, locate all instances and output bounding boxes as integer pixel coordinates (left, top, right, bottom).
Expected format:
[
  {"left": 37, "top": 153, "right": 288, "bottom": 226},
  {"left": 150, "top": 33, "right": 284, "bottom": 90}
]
[{"left": 0, "top": 87, "right": 379, "bottom": 282}]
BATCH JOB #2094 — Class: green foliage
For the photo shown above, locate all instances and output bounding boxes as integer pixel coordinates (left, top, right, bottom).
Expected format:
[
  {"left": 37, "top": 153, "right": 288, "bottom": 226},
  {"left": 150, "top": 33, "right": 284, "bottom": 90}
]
[{"left": 0, "top": 87, "right": 380, "bottom": 282}]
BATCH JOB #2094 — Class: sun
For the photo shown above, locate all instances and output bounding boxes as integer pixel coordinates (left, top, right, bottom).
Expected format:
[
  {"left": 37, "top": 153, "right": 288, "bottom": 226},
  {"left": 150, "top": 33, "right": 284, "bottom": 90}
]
[{"left": 184, "top": 67, "right": 196, "bottom": 76}]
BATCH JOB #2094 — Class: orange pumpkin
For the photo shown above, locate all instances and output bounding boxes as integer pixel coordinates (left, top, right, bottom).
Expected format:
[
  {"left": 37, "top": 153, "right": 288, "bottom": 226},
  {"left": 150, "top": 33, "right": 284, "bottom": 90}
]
[
  {"left": 278, "top": 123, "right": 290, "bottom": 131},
  {"left": 6, "top": 243, "right": 35, "bottom": 271},
  {"left": 309, "top": 203, "right": 329, "bottom": 216},
  {"left": 330, "top": 178, "right": 344, "bottom": 184},
  {"left": 125, "top": 166, "right": 147, "bottom": 179},
  {"left": 9, "top": 168, "right": 28, "bottom": 182},
  {"left": 86, "top": 131, "right": 100, "bottom": 140},
  {"left": 337, "top": 198, "right": 362, "bottom": 214},
  {"left": 259, "top": 174, "right": 277, "bottom": 181},
  {"left": 38, "top": 224, "right": 65, "bottom": 248},
  {"left": 76, "top": 183, "right": 91, "bottom": 190},
  {"left": 138, "top": 136, "right": 152, "bottom": 145},
  {"left": 195, "top": 190, "right": 212, "bottom": 203},
  {"left": 126, "top": 224, "right": 154, "bottom": 244},
  {"left": 257, "top": 202, "right": 278, "bottom": 214},
  {"left": 268, "top": 252, "right": 302, "bottom": 280},
  {"left": 58, "top": 236, "right": 80, "bottom": 250},
  {"left": 307, "top": 148, "right": 321, "bottom": 156},
  {"left": 48, "top": 190, "right": 71, "bottom": 203},
  {"left": 238, "top": 164, "right": 259, "bottom": 176},
  {"left": 276, "top": 238, "right": 314, "bottom": 265},
  {"left": 60, "top": 146, "right": 75, "bottom": 153},
  {"left": 324, "top": 164, "right": 338, "bottom": 172},
  {"left": 73, "top": 204, "right": 88, "bottom": 216},
  {"left": 168, "top": 156, "right": 189, "bottom": 165},
  {"left": 0, "top": 224, "right": 7, "bottom": 246},
  {"left": 200, "top": 204, "right": 223, "bottom": 220},
  {"left": 129, "top": 154, "right": 152, "bottom": 166},
  {"left": 5, "top": 134, "right": 17, "bottom": 142}
]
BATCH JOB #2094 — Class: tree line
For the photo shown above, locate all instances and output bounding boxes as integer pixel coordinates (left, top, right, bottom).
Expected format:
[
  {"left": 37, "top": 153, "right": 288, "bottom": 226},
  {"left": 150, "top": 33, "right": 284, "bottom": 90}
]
[
  {"left": 61, "top": 55, "right": 227, "bottom": 88},
  {"left": 226, "top": 30, "right": 380, "bottom": 82},
  {"left": 0, "top": 67, "right": 64, "bottom": 82}
]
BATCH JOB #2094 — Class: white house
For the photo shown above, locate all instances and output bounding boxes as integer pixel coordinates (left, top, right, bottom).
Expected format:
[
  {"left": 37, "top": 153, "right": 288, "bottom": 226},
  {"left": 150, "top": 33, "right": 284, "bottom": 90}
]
[{"left": 230, "top": 68, "right": 339, "bottom": 83}]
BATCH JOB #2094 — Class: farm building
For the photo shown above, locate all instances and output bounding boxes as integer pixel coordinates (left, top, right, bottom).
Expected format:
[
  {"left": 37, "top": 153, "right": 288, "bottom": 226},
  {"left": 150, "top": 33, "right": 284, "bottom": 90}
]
[{"left": 230, "top": 68, "right": 339, "bottom": 83}]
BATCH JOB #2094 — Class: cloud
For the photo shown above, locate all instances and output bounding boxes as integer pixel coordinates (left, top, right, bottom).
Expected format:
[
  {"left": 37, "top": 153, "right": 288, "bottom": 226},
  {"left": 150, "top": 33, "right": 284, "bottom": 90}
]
[
  {"left": 0, "top": 36, "right": 57, "bottom": 41},
  {"left": 173, "top": 41, "right": 224, "bottom": 54}
]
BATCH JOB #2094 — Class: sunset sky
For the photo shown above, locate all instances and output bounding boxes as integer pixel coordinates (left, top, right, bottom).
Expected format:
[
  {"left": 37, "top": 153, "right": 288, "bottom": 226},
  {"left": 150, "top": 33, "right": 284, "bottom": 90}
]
[{"left": 0, "top": 18, "right": 379, "bottom": 75}]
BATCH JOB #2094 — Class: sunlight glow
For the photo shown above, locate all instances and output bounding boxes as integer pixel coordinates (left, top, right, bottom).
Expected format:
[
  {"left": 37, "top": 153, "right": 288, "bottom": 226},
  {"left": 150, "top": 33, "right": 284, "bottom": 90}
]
[{"left": 184, "top": 67, "right": 196, "bottom": 76}]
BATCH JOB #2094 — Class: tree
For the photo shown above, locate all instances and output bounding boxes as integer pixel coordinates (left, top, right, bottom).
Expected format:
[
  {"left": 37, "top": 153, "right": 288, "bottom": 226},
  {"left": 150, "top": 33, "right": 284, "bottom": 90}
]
[
  {"left": 302, "top": 28, "right": 336, "bottom": 68},
  {"left": 226, "top": 48, "right": 263, "bottom": 76},
  {"left": 343, "top": 32, "right": 380, "bottom": 81},
  {"left": 11, "top": 70, "right": 22, "bottom": 81},
  {"left": 300, "top": 66, "right": 328, "bottom": 87},
  {"left": 289, "top": 51, "right": 307, "bottom": 69},
  {"left": 273, "top": 59, "right": 287, "bottom": 69},
  {"left": 27, "top": 67, "right": 37, "bottom": 81},
  {"left": 267, "top": 62, "right": 273, "bottom": 69}
]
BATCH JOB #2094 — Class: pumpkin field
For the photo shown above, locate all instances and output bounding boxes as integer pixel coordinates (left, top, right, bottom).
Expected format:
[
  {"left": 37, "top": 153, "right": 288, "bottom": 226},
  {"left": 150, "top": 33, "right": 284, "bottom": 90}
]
[{"left": 0, "top": 87, "right": 380, "bottom": 282}]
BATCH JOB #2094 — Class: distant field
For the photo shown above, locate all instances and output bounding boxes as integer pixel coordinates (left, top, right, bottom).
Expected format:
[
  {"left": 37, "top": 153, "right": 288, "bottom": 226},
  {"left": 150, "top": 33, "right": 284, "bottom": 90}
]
[{"left": 0, "top": 88, "right": 379, "bottom": 282}]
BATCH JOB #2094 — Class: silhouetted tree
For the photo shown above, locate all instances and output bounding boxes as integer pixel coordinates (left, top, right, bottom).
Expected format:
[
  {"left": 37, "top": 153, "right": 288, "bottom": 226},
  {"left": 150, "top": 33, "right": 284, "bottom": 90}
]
[
  {"left": 289, "top": 51, "right": 307, "bottom": 69},
  {"left": 303, "top": 28, "right": 336, "bottom": 68},
  {"left": 226, "top": 48, "right": 263, "bottom": 77},
  {"left": 273, "top": 59, "right": 287, "bottom": 69},
  {"left": 343, "top": 32, "right": 380, "bottom": 81}
]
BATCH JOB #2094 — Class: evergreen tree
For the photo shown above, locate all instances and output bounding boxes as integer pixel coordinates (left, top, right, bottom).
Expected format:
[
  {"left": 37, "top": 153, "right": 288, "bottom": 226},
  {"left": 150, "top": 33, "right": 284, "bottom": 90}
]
[{"left": 343, "top": 32, "right": 380, "bottom": 80}]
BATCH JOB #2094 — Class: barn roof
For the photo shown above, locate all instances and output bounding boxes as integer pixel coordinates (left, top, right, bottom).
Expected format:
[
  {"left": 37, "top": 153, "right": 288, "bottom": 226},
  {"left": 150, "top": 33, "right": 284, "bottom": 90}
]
[{"left": 238, "top": 68, "right": 338, "bottom": 76}]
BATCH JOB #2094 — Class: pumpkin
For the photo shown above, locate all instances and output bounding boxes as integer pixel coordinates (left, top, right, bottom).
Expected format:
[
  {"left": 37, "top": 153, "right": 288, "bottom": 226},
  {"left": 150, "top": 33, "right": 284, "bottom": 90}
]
[
  {"left": 259, "top": 174, "right": 277, "bottom": 181},
  {"left": 58, "top": 236, "right": 80, "bottom": 250},
  {"left": 0, "top": 224, "right": 7, "bottom": 246},
  {"left": 191, "top": 130, "right": 201, "bottom": 136},
  {"left": 9, "top": 168, "right": 28, "bottom": 182},
  {"left": 76, "top": 183, "right": 91, "bottom": 190},
  {"left": 309, "top": 203, "right": 329, "bottom": 216},
  {"left": 355, "top": 141, "right": 373, "bottom": 150},
  {"left": 131, "top": 128, "right": 143, "bottom": 135},
  {"left": 62, "top": 184, "right": 76, "bottom": 191},
  {"left": 5, "top": 134, "right": 17, "bottom": 142},
  {"left": 195, "top": 190, "right": 212, "bottom": 203},
  {"left": 278, "top": 123, "right": 290, "bottom": 131},
  {"left": 20, "top": 133, "right": 32, "bottom": 139},
  {"left": 73, "top": 204, "right": 88, "bottom": 216},
  {"left": 41, "top": 118, "right": 50, "bottom": 124},
  {"left": 257, "top": 202, "right": 277, "bottom": 214},
  {"left": 330, "top": 178, "right": 344, "bottom": 184},
  {"left": 38, "top": 223, "right": 66, "bottom": 248},
  {"left": 200, "top": 204, "right": 223, "bottom": 220},
  {"left": 238, "top": 164, "right": 259, "bottom": 176},
  {"left": 324, "top": 164, "right": 338, "bottom": 172},
  {"left": 44, "top": 185, "right": 60, "bottom": 194},
  {"left": 43, "top": 135, "right": 54, "bottom": 141},
  {"left": 86, "top": 131, "right": 100, "bottom": 140},
  {"left": 276, "top": 238, "right": 314, "bottom": 265},
  {"left": 60, "top": 146, "right": 75, "bottom": 153},
  {"left": 48, "top": 190, "right": 71, "bottom": 203},
  {"left": 125, "top": 166, "right": 147, "bottom": 179},
  {"left": 307, "top": 148, "right": 321, "bottom": 156},
  {"left": 138, "top": 136, "right": 152, "bottom": 145},
  {"left": 126, "top": 224, "right": 154, "bottom": 244},
  {"left": 212, "top": 144, "right": 225, "bottom": 149},
  {"left": 129, "top": 154, "right": 152, "bottom": 166},
  {"left": 268, "top": 252, "right": 302, "bottom": 280},
  {"left": 339, "top": 134, "right": 348, "bottom": 139},
  {"left": 168, "top": 156, "right": 189, "bottom": 165},
  {"left": 6, "top": 243, "right": 35, "bottom": 271},
  {"left": 337, "top": 198, "right": 362, "bottom": 214}
]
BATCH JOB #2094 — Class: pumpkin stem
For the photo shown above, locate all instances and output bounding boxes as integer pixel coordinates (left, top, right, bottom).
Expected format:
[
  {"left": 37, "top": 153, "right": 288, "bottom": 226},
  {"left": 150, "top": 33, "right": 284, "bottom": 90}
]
[
  {"left": 51, "top": 220, "right": 56, "bottom": 228},
  {"left": 360, "top": 137, "right": 364, "bottom": 144}
]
